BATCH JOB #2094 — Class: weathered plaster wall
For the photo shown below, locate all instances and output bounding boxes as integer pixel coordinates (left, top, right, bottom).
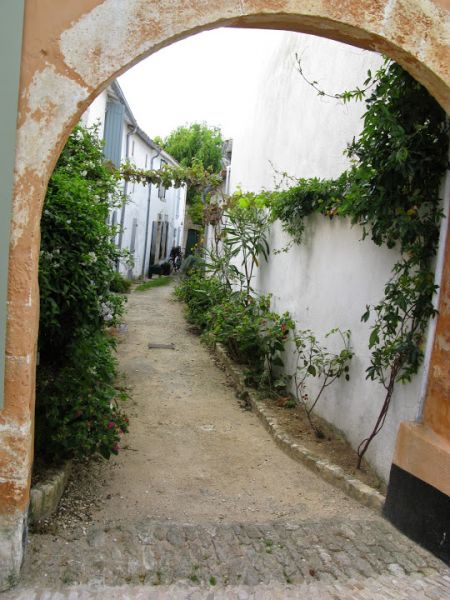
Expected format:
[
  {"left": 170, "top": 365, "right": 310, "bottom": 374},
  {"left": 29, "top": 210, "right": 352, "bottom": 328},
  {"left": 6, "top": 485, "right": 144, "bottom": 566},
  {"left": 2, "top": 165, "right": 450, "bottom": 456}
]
[{"left": 1, "top": 0, "right": 449, "bottom": 589}]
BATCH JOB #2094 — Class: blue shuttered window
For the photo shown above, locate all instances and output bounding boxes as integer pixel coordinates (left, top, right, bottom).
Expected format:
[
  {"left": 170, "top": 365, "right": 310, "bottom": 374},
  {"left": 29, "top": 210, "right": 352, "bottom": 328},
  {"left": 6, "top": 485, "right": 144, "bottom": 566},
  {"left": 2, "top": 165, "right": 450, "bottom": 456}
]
[{"left": 103, "top": 100, "right": 125, "bottom": 166}]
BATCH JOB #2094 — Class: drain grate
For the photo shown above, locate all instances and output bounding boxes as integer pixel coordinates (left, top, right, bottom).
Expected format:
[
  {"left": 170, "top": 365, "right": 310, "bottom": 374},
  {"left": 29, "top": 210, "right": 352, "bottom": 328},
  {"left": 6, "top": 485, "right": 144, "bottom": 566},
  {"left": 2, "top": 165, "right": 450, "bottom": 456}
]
[{"left": 148, "top": 342, "right": 176, "bottom": 350}]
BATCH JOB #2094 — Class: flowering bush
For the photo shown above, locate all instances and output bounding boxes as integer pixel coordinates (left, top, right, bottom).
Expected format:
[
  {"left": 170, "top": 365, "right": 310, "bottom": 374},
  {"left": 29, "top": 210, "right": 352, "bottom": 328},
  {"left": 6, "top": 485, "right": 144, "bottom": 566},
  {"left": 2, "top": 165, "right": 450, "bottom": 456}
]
[
  {"left": 36, "top": 330, "right": 129, "bottom": 460},
  {"left": 36, "top": 124, "right": 129, "bottom": 462}
]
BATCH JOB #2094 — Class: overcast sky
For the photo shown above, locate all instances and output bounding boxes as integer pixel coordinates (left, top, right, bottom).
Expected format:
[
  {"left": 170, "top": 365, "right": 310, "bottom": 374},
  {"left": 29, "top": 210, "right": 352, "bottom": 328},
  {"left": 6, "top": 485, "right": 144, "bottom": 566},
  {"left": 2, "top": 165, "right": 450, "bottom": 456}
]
[{"left": 118, "top": 28, "right": 286, "bottom": 141}]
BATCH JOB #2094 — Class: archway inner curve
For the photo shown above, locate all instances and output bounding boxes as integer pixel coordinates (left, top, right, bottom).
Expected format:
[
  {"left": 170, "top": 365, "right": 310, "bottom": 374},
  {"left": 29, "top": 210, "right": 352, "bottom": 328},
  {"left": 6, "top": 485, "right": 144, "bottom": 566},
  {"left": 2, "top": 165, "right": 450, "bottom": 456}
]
[{"left": 2, "top": 0, "right": 450, "bottom": 589}]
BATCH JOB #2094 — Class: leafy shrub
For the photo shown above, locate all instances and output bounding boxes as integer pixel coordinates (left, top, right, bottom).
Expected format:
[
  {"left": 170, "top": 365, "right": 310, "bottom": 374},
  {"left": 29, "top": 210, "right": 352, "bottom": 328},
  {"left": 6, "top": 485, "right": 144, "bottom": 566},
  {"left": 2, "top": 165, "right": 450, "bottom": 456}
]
[
  {"left": 293, "top": 328, "right": 353, "bottom": 436},
  {"left": 36, "top": 124, "right": 129, "bottom": 462},
  {"left": 35, "top": 330, "right": 128, "bottom": 460},
  {"left": 39, "top": 124, "right": 127, "bottom": 362},
  {"left": 176, "top": 274, "right": 294, "bottom": 389},
  {"left": 110, "top": 271, "right": 132, "bottom": 294},
  {"left": 180, "top": 254, "right": 202, "bottom": 274},
  {"left": 175, "top": 272, "right": 229, "bottom": 330},
  {"left": 176, "top": 189, "right": 293, "bottom": 390},
  {"left": 206, "top": 293, "right": 294, "bottom": 386}
]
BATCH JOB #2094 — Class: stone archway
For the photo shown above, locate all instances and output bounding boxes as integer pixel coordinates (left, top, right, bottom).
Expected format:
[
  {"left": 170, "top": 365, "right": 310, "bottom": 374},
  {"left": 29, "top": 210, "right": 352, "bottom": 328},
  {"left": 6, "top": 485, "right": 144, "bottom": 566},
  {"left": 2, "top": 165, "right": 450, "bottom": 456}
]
[{"left": 1, "top": 0, "right": 449, "bottom": 588}]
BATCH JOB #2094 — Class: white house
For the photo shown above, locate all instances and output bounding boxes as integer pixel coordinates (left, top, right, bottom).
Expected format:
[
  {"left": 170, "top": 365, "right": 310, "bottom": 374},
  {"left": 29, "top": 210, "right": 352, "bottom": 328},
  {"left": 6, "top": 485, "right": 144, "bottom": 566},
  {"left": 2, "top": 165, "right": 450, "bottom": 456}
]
[
  {"left": 81, "top": 80, "right": 186, "bottom": 279},
  {"left": 229, "top": 32, "right": 449, "bottom": 482}
]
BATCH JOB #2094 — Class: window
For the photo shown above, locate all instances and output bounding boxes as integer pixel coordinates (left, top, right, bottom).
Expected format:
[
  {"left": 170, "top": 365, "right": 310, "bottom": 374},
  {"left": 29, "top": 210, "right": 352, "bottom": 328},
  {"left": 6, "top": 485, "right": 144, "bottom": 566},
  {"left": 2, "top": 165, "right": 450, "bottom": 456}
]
[{"left": 103, "top": 100, "right": 125, "bottom": 167}]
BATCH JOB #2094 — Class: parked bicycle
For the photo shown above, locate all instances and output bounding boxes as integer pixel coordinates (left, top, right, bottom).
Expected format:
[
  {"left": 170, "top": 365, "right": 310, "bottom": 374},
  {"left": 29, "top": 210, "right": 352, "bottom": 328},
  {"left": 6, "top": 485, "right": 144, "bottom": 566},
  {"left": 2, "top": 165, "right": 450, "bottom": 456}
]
[{"left": 169, "top": 246, "right": 183, "bottom": 272}]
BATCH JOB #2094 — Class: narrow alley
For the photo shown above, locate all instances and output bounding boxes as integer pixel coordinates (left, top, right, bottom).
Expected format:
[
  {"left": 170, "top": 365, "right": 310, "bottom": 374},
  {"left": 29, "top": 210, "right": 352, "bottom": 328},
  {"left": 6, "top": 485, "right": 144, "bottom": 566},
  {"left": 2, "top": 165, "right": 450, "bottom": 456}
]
[{"left": 8, "top": 283, "right": 450, "bottom": 599}]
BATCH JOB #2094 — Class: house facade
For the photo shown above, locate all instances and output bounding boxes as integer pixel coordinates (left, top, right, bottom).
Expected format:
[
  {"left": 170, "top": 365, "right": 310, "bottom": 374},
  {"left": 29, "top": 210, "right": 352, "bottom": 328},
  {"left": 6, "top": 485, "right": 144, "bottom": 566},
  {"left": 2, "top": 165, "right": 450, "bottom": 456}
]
[{"left": 81, "top": 81, "right": 186, "bottom": 279}]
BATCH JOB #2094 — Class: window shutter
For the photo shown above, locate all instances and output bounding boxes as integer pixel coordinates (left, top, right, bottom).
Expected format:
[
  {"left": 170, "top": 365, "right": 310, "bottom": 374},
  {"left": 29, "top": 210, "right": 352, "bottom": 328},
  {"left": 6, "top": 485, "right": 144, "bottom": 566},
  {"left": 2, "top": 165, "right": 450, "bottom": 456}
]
[
  {"left": 130, "top": 218, "right": 138, "bottom": 253},
  {"left": 103, "top": 100, "right": 125, "bottom": 166}
]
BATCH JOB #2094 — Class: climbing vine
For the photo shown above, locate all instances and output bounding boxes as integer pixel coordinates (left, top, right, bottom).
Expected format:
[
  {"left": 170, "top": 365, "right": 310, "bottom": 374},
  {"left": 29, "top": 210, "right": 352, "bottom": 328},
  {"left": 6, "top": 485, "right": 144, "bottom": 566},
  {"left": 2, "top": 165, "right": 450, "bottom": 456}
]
[
  {"left": 119, "top": 160, "right": 223, "bottom": 193},
  {"left": 268, "top": 60, "right": 449, "bottom": 466}
]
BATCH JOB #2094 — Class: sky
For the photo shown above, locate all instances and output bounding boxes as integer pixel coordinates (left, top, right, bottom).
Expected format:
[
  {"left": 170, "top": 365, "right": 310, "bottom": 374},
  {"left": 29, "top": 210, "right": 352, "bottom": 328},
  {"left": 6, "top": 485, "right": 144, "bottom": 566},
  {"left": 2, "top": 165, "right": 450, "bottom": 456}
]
[{"left": 118, "top": 28, "right": 285, "bottom": 141}]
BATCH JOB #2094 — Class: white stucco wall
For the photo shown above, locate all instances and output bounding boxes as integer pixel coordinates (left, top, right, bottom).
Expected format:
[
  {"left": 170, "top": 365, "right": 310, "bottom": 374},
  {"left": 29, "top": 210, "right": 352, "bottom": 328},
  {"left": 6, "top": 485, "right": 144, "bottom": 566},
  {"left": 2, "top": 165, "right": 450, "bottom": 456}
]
[
  {"left": 80, "top": 90, "right": 107, "bottom": 138},
  {"left": 81, "top": 86, "right": 187, "bottom": 279},
  {"left": 229, "top": 32, "right": 432, "bottom": 482},
  {"left": 120, "top": 132, "right": 153, "bottom": 277},
  {"left": 120, "top": 147, "right": 186, "bottom": 278}
]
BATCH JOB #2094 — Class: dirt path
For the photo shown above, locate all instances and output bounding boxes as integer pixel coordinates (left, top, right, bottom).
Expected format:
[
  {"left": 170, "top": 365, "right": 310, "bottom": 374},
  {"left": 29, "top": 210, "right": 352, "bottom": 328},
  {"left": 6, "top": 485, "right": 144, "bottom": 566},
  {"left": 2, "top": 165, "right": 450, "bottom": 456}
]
[
  {"left": 77, "top": 282, "right": 376, "bottom": 525},
  {"left": 17, "top": 282, "right": 448, "bottom": 593}
]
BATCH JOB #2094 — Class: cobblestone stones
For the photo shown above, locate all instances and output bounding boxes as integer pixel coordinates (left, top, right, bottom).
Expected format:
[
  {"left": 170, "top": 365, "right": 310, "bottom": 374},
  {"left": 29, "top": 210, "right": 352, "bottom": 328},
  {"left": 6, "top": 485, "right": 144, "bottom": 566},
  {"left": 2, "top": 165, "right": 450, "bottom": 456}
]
[
  {"left": 17, "top": 517, "right": 449, "bottom": 591},
  {"left": 4, "top": 574, "right": 450, "bottom": 599}
]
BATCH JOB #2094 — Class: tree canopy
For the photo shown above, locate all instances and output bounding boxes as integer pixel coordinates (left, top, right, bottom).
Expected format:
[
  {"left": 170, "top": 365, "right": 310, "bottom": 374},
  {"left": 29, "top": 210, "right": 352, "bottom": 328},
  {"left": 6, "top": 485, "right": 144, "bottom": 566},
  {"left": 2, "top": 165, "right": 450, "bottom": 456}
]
[{"left": 156, "top": 122, "right": 224, "bottom": 174}]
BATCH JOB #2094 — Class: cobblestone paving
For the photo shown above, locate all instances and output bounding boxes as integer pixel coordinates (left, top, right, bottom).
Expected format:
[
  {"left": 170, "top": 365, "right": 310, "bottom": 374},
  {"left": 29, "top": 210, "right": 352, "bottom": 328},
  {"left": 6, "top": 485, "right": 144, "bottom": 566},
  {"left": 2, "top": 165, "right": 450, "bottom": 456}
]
[
  {"left": 16, "top": 517, "right": 449, "bottom": 594},
  {"left": 5, "top": 576, "right": 450, "bottom": 600}
]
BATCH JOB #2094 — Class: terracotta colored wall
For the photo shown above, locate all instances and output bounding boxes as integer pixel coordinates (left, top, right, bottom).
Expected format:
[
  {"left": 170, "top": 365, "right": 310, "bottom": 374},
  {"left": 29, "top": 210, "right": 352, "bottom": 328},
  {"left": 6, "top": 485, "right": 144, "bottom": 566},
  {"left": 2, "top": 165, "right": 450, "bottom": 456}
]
[
  {"left": 1, "top": 0, "right": 449, "bottom": 587},
  {"left": 424, "top": 226, "right": 450, "bottom": 442}
]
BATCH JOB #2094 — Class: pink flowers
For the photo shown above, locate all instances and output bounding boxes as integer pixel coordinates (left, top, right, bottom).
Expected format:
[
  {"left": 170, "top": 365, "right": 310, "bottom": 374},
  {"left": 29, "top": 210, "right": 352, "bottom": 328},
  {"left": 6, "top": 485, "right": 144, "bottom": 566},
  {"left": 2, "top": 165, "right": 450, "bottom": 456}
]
[{"left": 107, "top": 421, "right": 115, "bottom": 429}]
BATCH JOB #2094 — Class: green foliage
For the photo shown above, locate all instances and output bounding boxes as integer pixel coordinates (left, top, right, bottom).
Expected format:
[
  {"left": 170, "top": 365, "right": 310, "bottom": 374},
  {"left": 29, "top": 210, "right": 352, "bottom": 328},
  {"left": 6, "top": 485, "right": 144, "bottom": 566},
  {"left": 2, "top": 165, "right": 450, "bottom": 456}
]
[
  {"left": 293, "top": 328, "right": 353, "bottom": 436},
  {"left": 362, "top": 261, "right": 437, "bottom": 385},
  {"left": 204, "top": 191, "right": 271, "bottom": 299},
  {"left": 135, "top": 276, "right": 173, "bottom": 291},
  {"left": 156, "top": 123, "right": 224, "bottom": 205},
  {"left": 120, "top": 159, "right": 222, "bottom": 196},
  {"left": 223, "top": 192, "right": 271, "bottom": 298},
  {"left": 37, "top": 124, "right": 129, "bottom": 462},
  {"left": 187, "top": 196, "right": 205, "bottom": 225},
  {"left": 177, "top": 273, "right": 294, "bottom": 389},
  {"left": 39, "top": 124, "right": 127, "bottom": 361},
  {"left": 295, "top": 53, "right": 387, "bottom": 104},
  {"left": 344, "top": 63, "right": 447, "bottom": 249},
  {"left": 174, "top": 272, "right": 229, "bottom": 330},
  {"left": 159, "top": 122, "right": 224, "bottom": 173},
  {"left": 268, "top": 60, "right": 449, "bottom": 464},
  {"left": 110, "top": 271, "right": 132, "bottom": 294},
  {"left": 36, "top": 329, "right": 128, "bottom": 460},
  {"left": 180, "top": 254, "right": 202, "bottom": 275},
  {"left": 270, "top": 175, "right": 346, "bottom": 244},
  {"left": 206, "top": 293, "right": 294, "bottom": 386},
  {"left": 176, "top": 192, "right": 293, "bottom": 390}
]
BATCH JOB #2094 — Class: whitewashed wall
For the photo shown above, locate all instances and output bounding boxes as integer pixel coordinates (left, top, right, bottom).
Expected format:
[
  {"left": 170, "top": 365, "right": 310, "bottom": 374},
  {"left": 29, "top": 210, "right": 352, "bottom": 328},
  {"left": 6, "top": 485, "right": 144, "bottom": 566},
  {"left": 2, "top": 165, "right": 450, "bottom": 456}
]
[
  {"left": 81, "top": 87, "right": 186, "bottom": 279},
  {"left": 230, "top": 32, "right": 432, "bottom": 482},
  {"left": 80, "top": 91, "right": 107, "bottom": 138},
  {"left": 119, "top": 146, "right": 186, "bottom": 278},
  {"left": 120, "top": 133, "right": 154, "bottom": 277}
]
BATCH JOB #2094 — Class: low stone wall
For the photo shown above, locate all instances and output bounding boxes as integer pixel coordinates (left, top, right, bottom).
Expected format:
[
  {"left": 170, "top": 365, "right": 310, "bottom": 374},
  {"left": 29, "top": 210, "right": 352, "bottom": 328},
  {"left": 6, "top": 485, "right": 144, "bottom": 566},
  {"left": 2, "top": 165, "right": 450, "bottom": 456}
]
[{"left": 29, "top": 462, "right": 72, "bottom": 523}]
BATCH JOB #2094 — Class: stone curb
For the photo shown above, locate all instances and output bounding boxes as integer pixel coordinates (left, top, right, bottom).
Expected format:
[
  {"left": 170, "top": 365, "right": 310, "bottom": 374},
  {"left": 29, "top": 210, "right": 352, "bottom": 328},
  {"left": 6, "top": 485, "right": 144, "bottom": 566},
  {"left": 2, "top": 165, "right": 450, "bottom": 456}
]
[
  {"left": 29, "top": 461, "right": 72, "bottom": 523},
  {"left": 214, "top": 344, "right": 385, "bottom": 513}
]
